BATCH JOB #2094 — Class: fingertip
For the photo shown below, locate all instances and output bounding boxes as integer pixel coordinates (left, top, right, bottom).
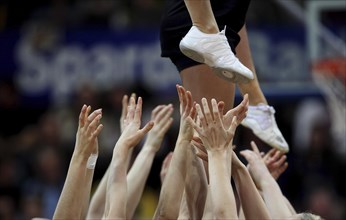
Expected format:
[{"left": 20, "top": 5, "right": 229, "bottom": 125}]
[
  {"left": 244, "top": 94, "right": 248, "bottom": 99},
  {"left": 148, "top": 121, "right": 155, "bottom": 127}
]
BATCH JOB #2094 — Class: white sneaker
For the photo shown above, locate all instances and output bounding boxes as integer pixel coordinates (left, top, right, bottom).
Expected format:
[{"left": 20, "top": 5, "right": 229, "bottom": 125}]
[
  {"left": 241, "top": 104, "right": 289, "bottom": 153},
  {"left": 179, "top": 26, "right": 254, "bottom": 83}
]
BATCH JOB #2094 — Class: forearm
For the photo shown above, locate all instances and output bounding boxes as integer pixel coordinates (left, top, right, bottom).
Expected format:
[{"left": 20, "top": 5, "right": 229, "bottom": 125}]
[
  {"left": 125, "top": 148, "right": 134, "bottom": 172},
  {"left": 202, "top": 185, "right": 213, "bottom": 220},
  {"left": 283, "top": 195, "right": 297, "bottom": 215},
  {"left": 81, "top": 169, "right": 95, "bottom": 219},
  {"left": 105, "top": 149, "right": 128, "bottom": 219},
  {"left": 233, "top": 167, "right": 270, "bottom": 220},
  {"left": 208, "top": 151, "right": 237, "bottom": 219},
  {"left": 126, "top": 147, "right": 156, "bottom": 219},
  {"left": 87, "top": 167, "right": 110, "bottom": 219},
  {"left": 177, "top": 190, "right": 190, "bottom": 220},
  {"left": 154, "top": 139, "right": 190, "bottom": 220},
  {"left": 53, "top": 154, "right": 89, "bottom": 219},
  {"left": 184, "top": 146, "right": 208, "bottom": 220},
  {"left": 260, "top": 178, "right": 292, "bottom": 218}
]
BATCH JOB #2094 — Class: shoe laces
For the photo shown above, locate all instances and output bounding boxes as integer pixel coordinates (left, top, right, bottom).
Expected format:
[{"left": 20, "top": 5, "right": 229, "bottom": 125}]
[
  {"left": 211, "top": 26, "right": 234, "bottom": 62},
  {"left": 263, "top": 105, "right": 275, "bottom": 115},
  {"left": 248, "top": 105, "right": 275, "bottom": 130}
]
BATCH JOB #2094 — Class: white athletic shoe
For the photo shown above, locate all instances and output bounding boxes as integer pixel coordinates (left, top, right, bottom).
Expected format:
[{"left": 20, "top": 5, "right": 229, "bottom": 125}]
[
  {"left": 241, "top": 104, "right": 289, "bottom": 153},
  {"left": 179, "top": 26, "right": 254, "bottom": 83}
]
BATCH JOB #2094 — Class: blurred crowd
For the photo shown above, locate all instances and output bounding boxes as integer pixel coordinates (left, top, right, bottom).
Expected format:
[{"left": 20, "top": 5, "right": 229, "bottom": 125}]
[
  {"left": 0, "top": 0, "right": 345, "bottom": 219},
  {"left": 1, "top": 79, "right": 345, "bottom": 219},
  {"left": 1, "top": 0, "right": 302, "bottom": 30}
]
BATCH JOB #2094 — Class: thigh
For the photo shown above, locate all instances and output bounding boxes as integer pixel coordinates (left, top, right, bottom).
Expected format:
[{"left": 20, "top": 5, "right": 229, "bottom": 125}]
[{"left": 180, "top": 64, "right": 235, "bottom": 111}]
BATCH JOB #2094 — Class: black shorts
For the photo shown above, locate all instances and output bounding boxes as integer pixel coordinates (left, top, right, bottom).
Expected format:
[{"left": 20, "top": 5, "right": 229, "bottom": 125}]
[{"left": 160, "top": 0, "right": 251, "bottom": 72}]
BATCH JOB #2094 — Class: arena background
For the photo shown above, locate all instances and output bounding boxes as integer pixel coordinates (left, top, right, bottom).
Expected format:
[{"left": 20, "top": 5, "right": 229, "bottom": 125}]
[{"left": 0, "top": 0, "right": 345, "bottom": 219}]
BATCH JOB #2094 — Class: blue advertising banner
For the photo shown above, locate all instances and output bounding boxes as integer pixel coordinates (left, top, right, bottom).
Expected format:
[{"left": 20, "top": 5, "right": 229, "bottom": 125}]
[{"left": 0, "top": 26, "right": 317, "bottom": 105}]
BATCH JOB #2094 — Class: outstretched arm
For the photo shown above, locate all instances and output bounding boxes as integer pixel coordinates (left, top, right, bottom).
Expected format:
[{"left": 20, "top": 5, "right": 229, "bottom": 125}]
[
  {"left": 154, "top": 85, "right": 196, "bottom": 220},
  {"left": 126, "top": 104, "right": 173, "bottom": 219},
  {"left": 232, "top": 151, "right": 270, "bottom": 220},
  {"left": 191, "top": 98, "right": 238, "bottom": 219},
  {"left": 120, "top": 93, "right": 137, "bottom": 171},
  {"left": 87, "top": 93, "right": 136, "bottom": 219},
  {"left": 104, "top": 97, "right": 153, "bottom": 219},
  {"left": 87, "top": 166, "right": 110, "bottom": 219},
  {"left": 53, "top": 105, "right": 103, "bottom": 219},
  {"left": 263, "top": 147, "right": 296, "bottom": 215},
  {"left": 184, "top": 145, "right": 208, "bottom": 220},
  {"left": 240, "top": 141, "right": 291, "bottom": 219}
]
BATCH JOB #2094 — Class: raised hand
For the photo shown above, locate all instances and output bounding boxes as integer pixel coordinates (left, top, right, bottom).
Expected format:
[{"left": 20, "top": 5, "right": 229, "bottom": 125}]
[
  {"left": 144, "top": 104, "right": 174, "bottom": 152},
  {"left": 176, "top": 84, "right": 196, "bottom": 141},
  {"left": 53, "top": 105, "right": 103, "bottom": 220},
  {"left": 116, "top": 96, "right": 154, "bottom": 150},
  {"left": 191, "top": 98, "right": 238, "bottom": 152},
  {"left": 240, "top": 142, "right": 292, "bottom": 219},
  {"left": 74, "top": 105, "right": 103, "bottom": 158},
  {"left": 120, "top": 93, "right": 136, "bottom": 133},
  {"left": 263, "top": 149, "right": 288, "bottom": 180},
  {"left": 240, "top": 141, "right": 272, "bottom": 189},
  {"left": 219, "top": 94, "right": 249, "bottom": 130}
]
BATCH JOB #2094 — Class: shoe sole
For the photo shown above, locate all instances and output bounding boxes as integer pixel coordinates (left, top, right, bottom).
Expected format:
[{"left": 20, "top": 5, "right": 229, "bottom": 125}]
[
  {"left": 241, "top": 122, "right": 289, "bottom": 153},
  {"left": 180, "top": 44, "right": 251, "bottom": 84}
]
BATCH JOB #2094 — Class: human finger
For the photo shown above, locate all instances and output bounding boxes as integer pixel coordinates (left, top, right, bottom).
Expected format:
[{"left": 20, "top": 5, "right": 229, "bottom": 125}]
[
  {"left": 211, "top": 99, "right": 222, "bottom": 125},
  {"left": 250, "top": 141, "right": 261, "bottom": 156},
  {"left": 87, "top": 108, "right": 102, "bottom": 127},
  {"left": 79, "top": 104, "right": 87, "bottom": 128},
  {"left": 92, "top": 124, "right": 104, "bottom": 139},
  {"left": 201, "top": 98, "right": 213, "bottom": 124},
  {"left": 88, "top": 113, "right": 102, "bottom": 135},
  {"left": 227, "top": 116, "right": 238, "bottom": 139},
  {"left": 195, "top": 104, "right": 207, "bottom": 129},
  {"left": 151, "top": 105, "right": 165, "bottom": 119},
  {"left": 121, "top": 95, "right": 129, "bottom": 118},
  {"left": 217, "top": 101, "right": 225, "bottom": 115},
  {"left": 192, "top": 139, "right": 207, "bottom": 154},
  {"left": 139, "top": 121, "right": 154, "bottom": 136}
]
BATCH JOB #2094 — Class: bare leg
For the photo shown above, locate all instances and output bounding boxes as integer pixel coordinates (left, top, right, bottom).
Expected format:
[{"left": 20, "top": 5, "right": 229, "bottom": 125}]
[
  {"left": 180, "top": 64, "right": 235, "bottom": 110},
  {"left": 236, "top": 25, "right": 289, "bottom": 152},
  {"left": 184, "top": 0, "right": 219, "bottom": 34},
  {"left": 236, "top": 25, "right": 267, "bottom": 105}
]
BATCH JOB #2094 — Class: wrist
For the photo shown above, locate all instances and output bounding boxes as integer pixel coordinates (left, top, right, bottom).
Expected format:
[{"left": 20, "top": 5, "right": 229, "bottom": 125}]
[
  {"left": 140, "top": 146, "right": 157, "bottom": 155},
  {"left": 71, "top": 153, "right": 89, "bottom": 167},
  {"left": 176, "top": 138, "right": 191, "bottom": 149},
  {"left": 208, "top": 148, "right": 228, "bottom": 156},
  {"left": 114, "top": 142, "right": 130, "bottom": 153}
]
